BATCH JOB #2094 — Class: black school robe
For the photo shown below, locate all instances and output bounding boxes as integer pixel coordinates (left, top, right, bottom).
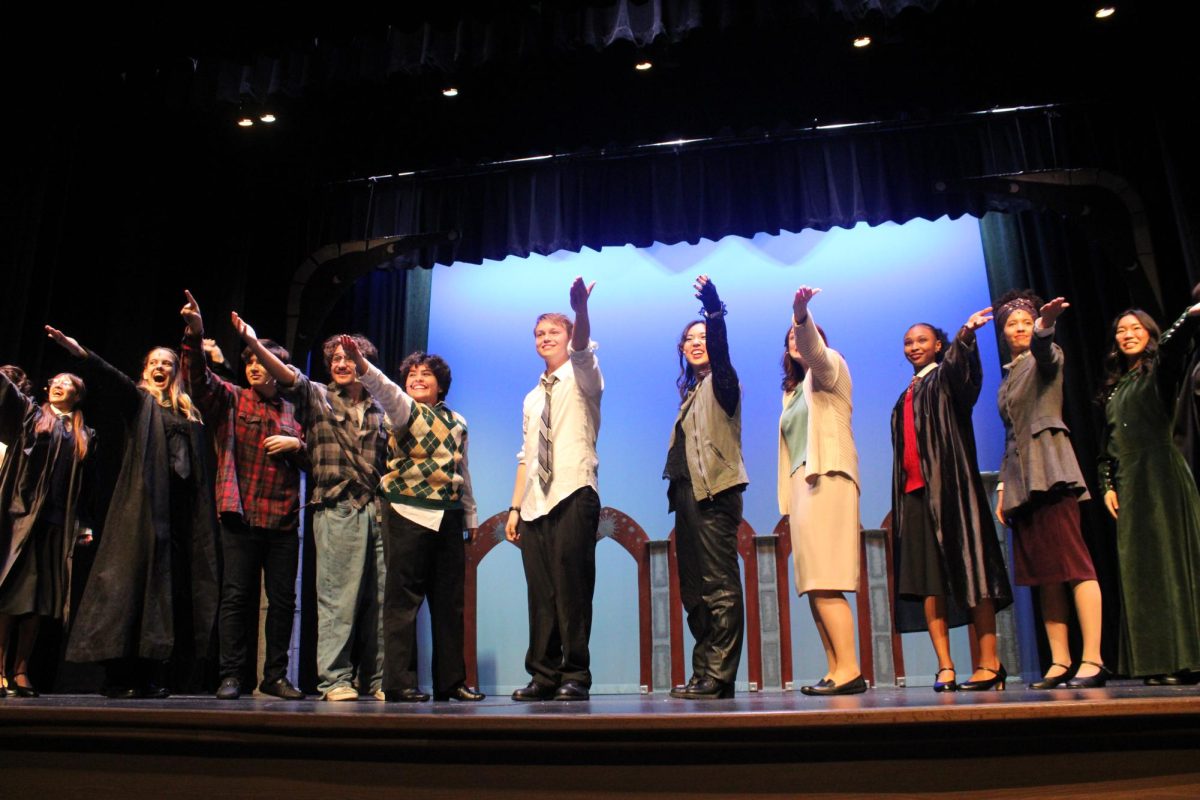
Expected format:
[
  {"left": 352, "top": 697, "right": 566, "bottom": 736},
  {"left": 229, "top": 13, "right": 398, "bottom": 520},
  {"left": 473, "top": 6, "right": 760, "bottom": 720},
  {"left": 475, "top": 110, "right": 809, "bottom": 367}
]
[
  {"left": 65, "top": 351, "right": 219, "bottom": 664},
  {"left": 890, "top": 327, "right": 1013, "bottom": 633},
  {"left": 0, "top": 372, "right": 94, "bottom": 618}
]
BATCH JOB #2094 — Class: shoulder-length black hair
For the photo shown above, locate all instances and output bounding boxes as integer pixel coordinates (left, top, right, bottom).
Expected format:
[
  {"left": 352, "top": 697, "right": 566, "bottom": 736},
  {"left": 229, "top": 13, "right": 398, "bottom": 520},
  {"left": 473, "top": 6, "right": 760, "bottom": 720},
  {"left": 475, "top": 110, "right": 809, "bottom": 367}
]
[{"left": 1098, "top": 308, "right": 1160, "bottom": 402}]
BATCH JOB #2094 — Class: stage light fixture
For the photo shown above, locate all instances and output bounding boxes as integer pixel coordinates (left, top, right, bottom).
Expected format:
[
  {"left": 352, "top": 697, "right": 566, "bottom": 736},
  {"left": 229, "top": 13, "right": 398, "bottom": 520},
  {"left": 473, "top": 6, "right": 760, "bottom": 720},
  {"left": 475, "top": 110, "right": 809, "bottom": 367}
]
[
  {"left": 853, "top": 35, "right": 872, "bottom": 48},
  {"left": 1095, "top": 6, "right": 1116, "bottom": 19},
  {"left": 635, "top": 60, "right": 653, "bottom": 71},
  {"left": 442, "top": 87, "right": 459, "bottom": 97},
  {"left": 237, "top": 117, "right": 254, "bottom": 127},
  {"left": 260, "top": 113, "right": 276, "bottom": 123}
]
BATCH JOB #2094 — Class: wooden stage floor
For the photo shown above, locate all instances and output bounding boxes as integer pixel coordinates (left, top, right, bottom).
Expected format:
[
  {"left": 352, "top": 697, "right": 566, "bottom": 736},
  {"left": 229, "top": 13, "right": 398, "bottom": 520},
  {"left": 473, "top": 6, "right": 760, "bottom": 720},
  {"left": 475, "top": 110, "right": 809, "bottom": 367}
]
[{"left": 3, "top": 681, "right": 1199, "bottom": 799}]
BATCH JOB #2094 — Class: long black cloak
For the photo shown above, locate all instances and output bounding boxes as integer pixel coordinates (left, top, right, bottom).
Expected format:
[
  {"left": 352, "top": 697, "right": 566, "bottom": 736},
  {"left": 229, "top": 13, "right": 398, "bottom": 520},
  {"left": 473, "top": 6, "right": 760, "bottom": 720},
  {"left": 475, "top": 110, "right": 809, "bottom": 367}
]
[
  {"left": 890, "top": 327, "right": 1013, "bottom": 633},
  {"left": 65, "top": 351, "right": 219, "bottom": 664}
]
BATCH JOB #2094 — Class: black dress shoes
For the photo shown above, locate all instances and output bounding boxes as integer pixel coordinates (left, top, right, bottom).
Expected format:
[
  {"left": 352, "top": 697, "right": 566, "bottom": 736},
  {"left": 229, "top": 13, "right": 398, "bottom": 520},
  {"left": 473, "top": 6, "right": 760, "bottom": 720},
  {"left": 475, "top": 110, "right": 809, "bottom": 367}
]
[
  {"left": 9, "top": 673, "right": 38, "bottom": 698},
  {"left": 259, "top": 677, "right": 305, "bottom": 700},
  {"left": 512, "top": 681, "right": 558, "bottom": 701},
  {"left": 673, "top": 676, "right": 734, "bottom": 700},
  {"left": 434, "top": 684, "right": 486, "bottom": 702},
  {"left": 669, "top": 675, "right": 701, "bottom": 698},
  {"left": 215, "top": 676, "right": 241, "bottom": 700},
  {"left": 1030, "top": 663, "right": 1075, "bottom": 690},
  {"left": 555, "top": 680, "right": 590, "bottom": 701},
  {"left": 1145, "top": 670, "right": 1199, "bottom": 686},
  {"left": 801, "top": 675, "right": 867, "bottom": 696},
  {"left": 385, "top": 688, "right": 431, "bottom": 702},
  {"left": 1063, "top": 661, "right": 1111, "bottom": 689}
]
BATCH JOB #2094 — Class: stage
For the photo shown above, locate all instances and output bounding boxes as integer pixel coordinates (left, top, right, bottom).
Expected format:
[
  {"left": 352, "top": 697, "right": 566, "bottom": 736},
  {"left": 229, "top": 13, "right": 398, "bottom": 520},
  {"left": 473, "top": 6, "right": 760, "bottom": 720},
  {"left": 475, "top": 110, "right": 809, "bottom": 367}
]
[{"left": 3, "top": 682, "right": 1199, "bottom": 799}]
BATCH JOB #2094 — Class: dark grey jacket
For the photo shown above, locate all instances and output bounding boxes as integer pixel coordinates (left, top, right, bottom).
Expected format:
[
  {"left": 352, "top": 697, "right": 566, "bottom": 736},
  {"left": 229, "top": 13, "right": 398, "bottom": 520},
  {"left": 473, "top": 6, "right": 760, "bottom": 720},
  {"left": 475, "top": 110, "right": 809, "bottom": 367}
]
[{"left": 997, "top": 327, "right": 1089, "bottom": 513}]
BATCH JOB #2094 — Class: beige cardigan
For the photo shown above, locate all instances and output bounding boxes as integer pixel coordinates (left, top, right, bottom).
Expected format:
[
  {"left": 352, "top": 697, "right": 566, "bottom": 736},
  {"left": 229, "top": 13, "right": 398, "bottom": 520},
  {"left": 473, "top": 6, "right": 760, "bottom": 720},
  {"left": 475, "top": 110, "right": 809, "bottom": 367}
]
[{"left": 777, "top": 310, "right": 860, "bottom": 514}]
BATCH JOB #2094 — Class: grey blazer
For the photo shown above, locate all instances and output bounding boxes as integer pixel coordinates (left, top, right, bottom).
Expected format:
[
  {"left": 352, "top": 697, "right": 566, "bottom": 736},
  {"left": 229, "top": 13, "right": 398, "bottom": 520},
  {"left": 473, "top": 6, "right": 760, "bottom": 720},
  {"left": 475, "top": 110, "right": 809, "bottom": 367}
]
[{"left": 997, "top": 326, "right": 1090, "bottom": 513}]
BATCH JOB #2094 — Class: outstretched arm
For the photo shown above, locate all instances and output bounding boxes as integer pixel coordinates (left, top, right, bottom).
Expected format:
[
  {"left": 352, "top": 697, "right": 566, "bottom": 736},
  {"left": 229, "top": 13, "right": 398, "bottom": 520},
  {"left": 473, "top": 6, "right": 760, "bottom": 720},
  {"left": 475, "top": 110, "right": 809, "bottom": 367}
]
[
  {"left": 791, "top": 286, "right": 839, "bottom": 388},
  {"left": 46, "top": 325, "right": 141, "bottom": 419},
  {"left": 341, "top": 334, "right": 413, "bottom": 425},
  {"left": 695, "top": 275, "right": 739, "bottom": 417},
  {"left": 180, "top": 290, "right": 235, "bottom": 412},
  {"left": 231, "top": 311, "right": 297, "bottom": 388},
  {"left": 940, "top": 306, "right": 991, "bottom": 409}
]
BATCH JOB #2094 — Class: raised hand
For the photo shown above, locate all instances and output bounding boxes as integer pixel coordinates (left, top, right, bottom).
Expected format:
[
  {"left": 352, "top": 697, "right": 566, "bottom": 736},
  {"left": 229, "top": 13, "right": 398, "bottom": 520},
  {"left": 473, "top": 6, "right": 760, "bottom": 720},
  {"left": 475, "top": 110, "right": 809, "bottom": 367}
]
[
  {"left": 45, "top": 325, "right": 86, "bottom": 358},
  {"left": 694, "top": 274, "right": 720, "bottom": 311},
  {"left": 180, "top": 289, "right": 204, "bottom": 337},
  {"left": 202, "top": 338, "right": 226, "bottom": 365},
  {"left": 965, "top": 307, "right": 994, "bottom": 331},
  {"left": 1039, "top": 297, "right": 1070, "bottom": 328},
  {"left": 338, "top": 334, "right": 369, "bottom": 375},
  {"left": 569, "top": 276, "right": 595, "bottom": 314},
  {"left": 793, "top": 286, "right": 822, "bottom": 323},
  {"left": 231, "top": 311, "right": 258, "bottom": 343}
]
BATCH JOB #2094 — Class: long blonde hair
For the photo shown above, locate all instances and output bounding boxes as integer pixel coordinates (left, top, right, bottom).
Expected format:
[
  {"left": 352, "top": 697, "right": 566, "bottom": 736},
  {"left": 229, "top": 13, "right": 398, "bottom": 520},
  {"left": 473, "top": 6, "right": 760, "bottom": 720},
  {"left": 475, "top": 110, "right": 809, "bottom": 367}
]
[
  {"left": 140, "top": 347, "right": 202, "bottom": 423},
  {"left": 33, "top": 372, "right": 91, "bottom": 461}
]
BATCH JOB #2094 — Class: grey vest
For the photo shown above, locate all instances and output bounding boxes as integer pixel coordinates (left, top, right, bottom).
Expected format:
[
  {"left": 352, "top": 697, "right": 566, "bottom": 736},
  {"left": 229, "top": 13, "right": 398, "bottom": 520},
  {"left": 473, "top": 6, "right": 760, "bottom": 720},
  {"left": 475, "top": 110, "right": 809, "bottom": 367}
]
[{"left": 668, "top": 375, "right": 749, "bottom": 501}]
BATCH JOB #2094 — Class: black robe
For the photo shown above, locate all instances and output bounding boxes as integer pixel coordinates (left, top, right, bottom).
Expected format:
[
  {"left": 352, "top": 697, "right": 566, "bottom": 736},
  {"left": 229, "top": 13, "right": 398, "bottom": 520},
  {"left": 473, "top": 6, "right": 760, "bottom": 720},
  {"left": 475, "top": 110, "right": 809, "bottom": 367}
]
[
  {"left": 890, "top": 327, "right": 1013, "bottom": 633},
  {"left": 65, "top": 352, "right": 219, "bottom": 665},
  {"left": 0, "top": 372, "right": 94, "bottom": 618}
]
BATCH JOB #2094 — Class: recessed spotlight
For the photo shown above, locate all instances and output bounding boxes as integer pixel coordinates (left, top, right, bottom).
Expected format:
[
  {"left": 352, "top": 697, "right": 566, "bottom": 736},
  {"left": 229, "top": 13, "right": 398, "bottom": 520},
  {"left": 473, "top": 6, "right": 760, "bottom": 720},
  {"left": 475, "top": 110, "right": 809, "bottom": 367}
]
[
  {"left": 1095, "top": 6, "right": 1116, "bottom": 19},
  {"left": 259, "top": 113, "right": 276, "bottom": 123},
  {"left": 635, "top": 60, "right": 653, "bottom": 71},
  {"left": 442, "top": 87, "right": 459, "bottom": 97},
  {"left": 853, "top": 35, "right": 872, "bottom": 48},
  {"left": 237, "top": 117, "right": 254, "bottom": 127}
]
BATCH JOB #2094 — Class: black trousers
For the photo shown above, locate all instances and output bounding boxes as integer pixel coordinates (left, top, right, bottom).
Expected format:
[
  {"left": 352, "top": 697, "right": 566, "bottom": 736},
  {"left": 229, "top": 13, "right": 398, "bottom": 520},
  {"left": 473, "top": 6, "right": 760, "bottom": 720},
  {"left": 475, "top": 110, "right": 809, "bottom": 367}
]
[
  {"left": 217, "top": 516, "right": 299, "bottom": 684},
  {"left": 670, "top": 480, "right": 744, "bottom": 684},
  {"left": 382, "top": 506, "right": 467, "bottom": 694},
  {"left": 519, "top": 486, "right": 600, "bottom": 688}
]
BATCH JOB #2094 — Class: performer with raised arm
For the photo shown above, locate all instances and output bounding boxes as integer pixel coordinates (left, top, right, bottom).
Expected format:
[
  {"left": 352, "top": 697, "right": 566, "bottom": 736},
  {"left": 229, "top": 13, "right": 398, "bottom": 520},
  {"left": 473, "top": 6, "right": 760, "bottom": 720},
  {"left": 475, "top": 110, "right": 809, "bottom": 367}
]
[
  {"left": 232, "top": 312, "right": 388, "bottom": 701},
  {"left": 179, "top": 292, "right": 308, "bottom": 701},
  {"left": 505, "top": 276, "right": 602, "bottom": 702},
  {"left": 993, "top": 292, "right": 1105, "bottom": 689},
  {"left": 1099, "top": 299, "right": 1200, "bottom": 685},
  {"left": 0, "top": 369, "right": 94, "bottom": 698},
  {"left": 665, "top": 275, "right": 748, "bottom": 701},
  {"left": 49, "top": 327, "right": 220, "bottom": 698},
  {"left": 890, "top": 309, "right": 1013, "bottom": 692},
  {"left": 779, "top": 287, "right": 864, "bottom": 696},
  {"left": 341, "top": 336, "right": 484, "bottom": 703}
]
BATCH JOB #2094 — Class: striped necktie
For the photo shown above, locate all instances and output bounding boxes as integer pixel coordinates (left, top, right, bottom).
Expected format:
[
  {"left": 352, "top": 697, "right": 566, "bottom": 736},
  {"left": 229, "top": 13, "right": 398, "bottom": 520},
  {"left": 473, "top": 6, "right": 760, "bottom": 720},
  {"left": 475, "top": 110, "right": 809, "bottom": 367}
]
[{"left": 538, "top": 374, "right": 559, "bottom": 494}]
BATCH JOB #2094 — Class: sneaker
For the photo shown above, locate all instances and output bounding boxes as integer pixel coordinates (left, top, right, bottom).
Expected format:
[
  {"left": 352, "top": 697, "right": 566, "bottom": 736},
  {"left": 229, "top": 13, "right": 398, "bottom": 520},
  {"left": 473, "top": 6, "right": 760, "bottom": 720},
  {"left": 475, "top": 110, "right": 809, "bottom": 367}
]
[
  {"left": 373, "top": 689, "right": 386, "bottom": 701},
  {"left": 323, "top": 685, "right": 359, "bottom": 702}
]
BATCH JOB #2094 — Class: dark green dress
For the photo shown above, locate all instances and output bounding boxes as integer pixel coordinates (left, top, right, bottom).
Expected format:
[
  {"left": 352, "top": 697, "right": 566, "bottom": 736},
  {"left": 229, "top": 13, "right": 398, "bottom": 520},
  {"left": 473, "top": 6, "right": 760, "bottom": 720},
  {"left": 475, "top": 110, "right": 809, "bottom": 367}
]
[{"left": 1100, "top": 311, "right": 1200, "bottom": 677}]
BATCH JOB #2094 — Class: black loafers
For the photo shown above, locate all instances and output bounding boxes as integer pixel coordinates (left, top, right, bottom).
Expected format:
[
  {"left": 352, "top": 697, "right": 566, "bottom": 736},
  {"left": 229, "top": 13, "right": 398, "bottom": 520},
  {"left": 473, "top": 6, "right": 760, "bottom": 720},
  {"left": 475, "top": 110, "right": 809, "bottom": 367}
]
[
  {"left": 434, "top": 684, "right": 486, "bottom": 702},
  {"left": 512, "top": 681, "right": 558, "bottom": 701},
  {"left": 554, "top": 680, "right": 590, "bottom": 701},
  {"left": 259, "top": 677, "right": 305, "bottom": 700}
]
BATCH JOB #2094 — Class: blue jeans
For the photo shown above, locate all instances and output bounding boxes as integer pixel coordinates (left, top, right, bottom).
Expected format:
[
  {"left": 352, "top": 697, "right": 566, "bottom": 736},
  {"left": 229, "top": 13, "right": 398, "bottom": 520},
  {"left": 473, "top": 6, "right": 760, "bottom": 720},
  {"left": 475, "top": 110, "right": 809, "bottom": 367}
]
[{"left": 313, "top": 499, "right": 385, "bottom": 696}]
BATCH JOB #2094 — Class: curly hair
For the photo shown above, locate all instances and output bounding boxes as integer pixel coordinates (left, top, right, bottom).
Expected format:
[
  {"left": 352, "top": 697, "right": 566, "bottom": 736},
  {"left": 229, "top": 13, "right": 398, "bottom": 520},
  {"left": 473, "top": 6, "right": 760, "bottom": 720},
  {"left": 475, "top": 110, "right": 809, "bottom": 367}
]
[
  {"left": 398, "top": 351, "right": 452, "bottom": 402},
  {"left": 322, "top": 334, "right": 378, "bottom": 370}
]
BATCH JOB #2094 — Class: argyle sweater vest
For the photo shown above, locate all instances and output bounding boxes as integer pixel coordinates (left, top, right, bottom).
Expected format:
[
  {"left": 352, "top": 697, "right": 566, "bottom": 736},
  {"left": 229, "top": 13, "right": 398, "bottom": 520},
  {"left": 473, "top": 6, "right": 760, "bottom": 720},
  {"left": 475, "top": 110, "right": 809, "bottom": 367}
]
[{"left": 380, "top": 402, "right": 466, "bottom": 510}]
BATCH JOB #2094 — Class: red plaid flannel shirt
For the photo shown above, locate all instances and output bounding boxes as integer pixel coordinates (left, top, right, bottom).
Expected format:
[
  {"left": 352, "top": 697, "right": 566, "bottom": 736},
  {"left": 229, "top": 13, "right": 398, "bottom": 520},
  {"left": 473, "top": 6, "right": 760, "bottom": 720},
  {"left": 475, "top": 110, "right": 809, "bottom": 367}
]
[{"left": 183, "top": 336, "right": 307, "bottom": 530}]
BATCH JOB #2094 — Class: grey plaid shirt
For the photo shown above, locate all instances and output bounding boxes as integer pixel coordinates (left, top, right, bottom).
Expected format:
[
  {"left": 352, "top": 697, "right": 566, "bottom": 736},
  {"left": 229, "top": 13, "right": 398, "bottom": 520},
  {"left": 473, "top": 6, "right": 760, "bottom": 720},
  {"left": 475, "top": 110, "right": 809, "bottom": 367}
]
[{"left": 286, "top": 368, "right": 388, "bottom": 510}]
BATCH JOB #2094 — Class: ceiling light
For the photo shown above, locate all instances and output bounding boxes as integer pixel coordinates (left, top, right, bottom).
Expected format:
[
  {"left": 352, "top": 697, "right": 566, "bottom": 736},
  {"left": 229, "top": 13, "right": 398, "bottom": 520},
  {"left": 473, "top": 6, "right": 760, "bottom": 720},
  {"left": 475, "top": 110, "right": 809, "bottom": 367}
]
[
  {"left": 635, "top": 60, "right": 653, "bottom": 71},
  {"left": 853, "top": 35, "right": 872, "bottom": 48},
  {"left": 1095, "top": 6, "right": 1116, "bottom": 19},
  {"left": 259, "top": 113, "right": 276, "bottom": 123},
  {"left": 237, "top": 117, "right": 254, "bottom": 127},
  {"left": 442, "top": 87, "right": 459, "bottom": 97}
]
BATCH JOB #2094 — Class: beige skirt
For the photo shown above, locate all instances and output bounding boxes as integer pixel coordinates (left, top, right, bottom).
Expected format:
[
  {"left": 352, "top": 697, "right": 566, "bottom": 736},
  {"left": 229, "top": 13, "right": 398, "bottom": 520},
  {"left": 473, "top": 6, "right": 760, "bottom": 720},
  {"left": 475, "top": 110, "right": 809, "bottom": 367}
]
[{"left": 789, "top": 465, "right": 860, "bottom": 595}]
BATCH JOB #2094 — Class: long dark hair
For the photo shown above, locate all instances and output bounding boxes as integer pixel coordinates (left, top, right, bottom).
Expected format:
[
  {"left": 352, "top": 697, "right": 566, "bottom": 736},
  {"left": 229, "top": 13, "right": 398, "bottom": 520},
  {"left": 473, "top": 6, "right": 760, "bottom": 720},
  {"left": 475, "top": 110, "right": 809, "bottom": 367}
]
[
  {"left": 781, "top": 323, "right": 829, "bottom": 393},
  {"left": 1098, "top": 308, "right": 1160, "bottom": 401},
  {"left": 905, "top": 323, "right": 950, "bottom": 364},
  {"left": 676, "top": 319, "right": 706, "bottom": 402},
  {"left": 34, "top": 373, "right": 90, "bottom": 461}
]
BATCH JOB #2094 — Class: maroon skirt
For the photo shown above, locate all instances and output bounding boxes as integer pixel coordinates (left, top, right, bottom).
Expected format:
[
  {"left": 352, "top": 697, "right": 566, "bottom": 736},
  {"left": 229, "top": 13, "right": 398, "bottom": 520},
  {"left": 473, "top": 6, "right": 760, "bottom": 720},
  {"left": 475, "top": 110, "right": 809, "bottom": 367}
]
[{"left": 1009, "top": 490, "right": 1096, "bottom": 586}]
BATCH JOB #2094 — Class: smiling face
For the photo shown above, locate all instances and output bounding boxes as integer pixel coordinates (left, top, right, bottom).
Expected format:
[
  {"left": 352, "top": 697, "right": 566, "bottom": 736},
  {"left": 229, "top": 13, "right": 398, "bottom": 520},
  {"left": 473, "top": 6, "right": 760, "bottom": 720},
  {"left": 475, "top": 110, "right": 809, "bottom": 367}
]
[
  {"left": 328, "top": 345, "right": 358, "bottom": 388},
  {"left": 47, "top": 373, "right": 81, "bottom": 412},
  {"left": 1003, "top": 309, "right": 1035, "bottom": 356},
  {"left": 1115, "top": 313, "right": 1152, "bottom": 361},
  {"left": 681, "top": 322, "right": 709, "bottom": 369},
  {"left": 405, "top": 363, "right": 440, "bottom": 405},
  {"left": 534, "top": 318, "right": 571, "bottom": 369},
  {"left": 903, "top": 325, "right": 943, "bottom": 371},
  {"left": 142, "top": 348, "right": 178, "bottom": 392},
  {"left": 244, "top": 354, "right": 276, "bottom": 394}
]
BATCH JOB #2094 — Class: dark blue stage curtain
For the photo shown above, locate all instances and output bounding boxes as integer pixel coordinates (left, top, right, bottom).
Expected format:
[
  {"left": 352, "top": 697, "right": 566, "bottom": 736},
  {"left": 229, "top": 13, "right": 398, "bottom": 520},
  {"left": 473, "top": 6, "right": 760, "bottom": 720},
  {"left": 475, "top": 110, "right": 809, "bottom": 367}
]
[{"left": 319, "top": 104, "right": 1126, "bottom": 271}]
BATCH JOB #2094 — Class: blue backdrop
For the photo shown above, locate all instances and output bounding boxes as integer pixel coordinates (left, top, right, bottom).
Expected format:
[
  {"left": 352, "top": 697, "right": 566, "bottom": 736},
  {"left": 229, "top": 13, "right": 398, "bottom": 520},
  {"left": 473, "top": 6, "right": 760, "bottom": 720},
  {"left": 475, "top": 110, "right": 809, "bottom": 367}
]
[{"left": 415, "top": 215, "right": 1003, "bottom": 693}]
